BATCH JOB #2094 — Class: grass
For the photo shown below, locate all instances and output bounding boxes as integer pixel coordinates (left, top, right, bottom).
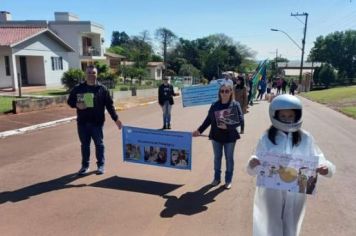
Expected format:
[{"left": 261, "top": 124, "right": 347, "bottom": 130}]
[
  {"left": 27, "top": 89, "right": 68, "bottom": 96},
  {"left": 0, "top": 96, "right": 16, "bottom": 113},
  {"left": 301, "top": 86, "right": 356, "bottom": 119},
  {"left": 301, "top": 86, "right": 356, "bottom": 104},
  {"left": 340, "top": 106, "right": 356, "bottom": 118}
]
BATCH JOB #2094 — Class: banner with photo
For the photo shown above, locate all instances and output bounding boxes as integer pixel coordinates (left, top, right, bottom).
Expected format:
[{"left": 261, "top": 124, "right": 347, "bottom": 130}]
[
  {"left": 255, "top": 152, "right": 319, "bottom": 195},
  {"left": 122, "top": 126, "right": 192, "bottom": 170},
  {"left": 181, "top": 83, "right": 219, "bottom": 107}
]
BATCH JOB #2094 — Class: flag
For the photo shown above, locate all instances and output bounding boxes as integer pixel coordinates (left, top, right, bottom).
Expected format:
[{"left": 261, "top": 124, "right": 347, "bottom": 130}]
[{"left": 251, "top": 60, "right": 268, "bottom": 99}]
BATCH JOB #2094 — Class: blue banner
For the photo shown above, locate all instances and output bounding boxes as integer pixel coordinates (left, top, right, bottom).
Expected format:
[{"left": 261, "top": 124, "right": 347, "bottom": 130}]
[
  {"left": 122, "top": 126, "right": 192, "bottom": 170},
  {"left": 181, "top": 83, "right": 219, "bottom": 107}
]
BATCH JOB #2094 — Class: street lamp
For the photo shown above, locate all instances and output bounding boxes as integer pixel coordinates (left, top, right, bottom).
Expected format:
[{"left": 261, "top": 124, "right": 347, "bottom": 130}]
[{"left": 270, "top": 28, "right": 304, "bottom": 87}]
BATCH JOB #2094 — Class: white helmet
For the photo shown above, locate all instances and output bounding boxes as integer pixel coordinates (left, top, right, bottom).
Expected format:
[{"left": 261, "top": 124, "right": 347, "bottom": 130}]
[{"left": 269, "top": 94, "right": 302, "bottom": 132}]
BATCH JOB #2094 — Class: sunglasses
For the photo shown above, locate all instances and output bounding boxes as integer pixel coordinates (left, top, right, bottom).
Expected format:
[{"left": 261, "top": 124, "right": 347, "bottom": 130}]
[{"left": 220, "top": 89, "right": 231, "bottom": 94}]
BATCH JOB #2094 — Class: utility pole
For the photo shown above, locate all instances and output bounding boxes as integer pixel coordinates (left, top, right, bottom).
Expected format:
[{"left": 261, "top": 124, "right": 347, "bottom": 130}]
[{"left": 291, "top": 12, "right": 308, "bottom": 91}]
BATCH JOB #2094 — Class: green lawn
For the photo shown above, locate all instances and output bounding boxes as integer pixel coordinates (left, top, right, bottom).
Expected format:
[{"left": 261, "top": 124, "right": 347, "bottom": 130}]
[
  {"left": 0, "top": 96, "right": 15, "bottom": 113},
  {"left": 302, "top": 86, "right": 356, "bottom": 104},
  {"left": 27, "top": 89, "right": 68, "bottom": 96},
  {"left": 301, "top": 86, "right": 356, "bottom": 119},
  {"left": 340, "top": 106, "right": 356, "bottom": 118}
]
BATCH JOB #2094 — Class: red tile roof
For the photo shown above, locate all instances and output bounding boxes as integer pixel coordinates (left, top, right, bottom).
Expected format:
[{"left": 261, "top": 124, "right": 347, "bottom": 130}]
[{"left": 0, "top": 26, "right": 47, "bottom": 46}]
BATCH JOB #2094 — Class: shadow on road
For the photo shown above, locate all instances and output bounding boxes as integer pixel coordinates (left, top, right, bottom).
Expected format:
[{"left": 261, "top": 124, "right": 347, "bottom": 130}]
[
  {"left": 91, "top": 176, "right": 182, "bottom": 196},
  {"left": 0, "top": 172, "right": 89, "bottom": 204},
  {"left": 160, "top": 184, "right": 226, "bottom": 218}
]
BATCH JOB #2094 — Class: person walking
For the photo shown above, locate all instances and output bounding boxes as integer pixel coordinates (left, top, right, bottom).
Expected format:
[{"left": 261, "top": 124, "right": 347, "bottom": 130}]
[
  {"left": 282, "top": 78, "right": 287, "bottom": 94},
  {"left": 67, "top": 65, "right": 122, "bottom": 175},
  {"left": 158, "top": 77, "right": 176, "bottom": 129},
  {"left": 289, "top": 80, "right": 298, "bottom": 95},
  {"left": 256, "top": 79, "right": 266, "bottom": 100},
  {"left": 234, "top": 76, "right": 248, "bottom": 133},
  {"left": 193, "top": 82, "right": 244, "bottom": 189},
  {"left": 246, "top": 94, "right": 335, "bottom": 236},
  {"left": 247, "top": 74, "right": 254, "bottom": 106}
]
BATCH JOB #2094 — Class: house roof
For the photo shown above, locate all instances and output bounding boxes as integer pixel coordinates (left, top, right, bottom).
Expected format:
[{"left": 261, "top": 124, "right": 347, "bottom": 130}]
[
  {"left": 277, "top": 61, "right": 322, "bottom": 68},
  {"left": 104, "top": 52, "right": 126, "bottom": 59},
  {"left": 0, "top": 26, "right": 46, "bottom": 46},
  {"left": 120, "top": 61, "right": 164, "bottom": 68},
  {"left": 147, "top": 62, "right": 164, "bottom": 67},
  {"left": 0, "top": 25, "right": 75, "bottom": 51}
]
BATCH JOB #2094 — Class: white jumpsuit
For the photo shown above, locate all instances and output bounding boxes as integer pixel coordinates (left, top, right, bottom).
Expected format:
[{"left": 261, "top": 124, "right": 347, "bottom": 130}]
[{"left": 247, "top": 129, "right": 336, "bottom": 236}]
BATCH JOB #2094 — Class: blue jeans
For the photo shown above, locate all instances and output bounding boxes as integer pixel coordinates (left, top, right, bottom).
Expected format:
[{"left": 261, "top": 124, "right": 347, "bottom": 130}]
[
  {"left": 77, "top": 123, "right": 105, "bottom": 168},
  {"left": 161, "top": 101, "right": 172, "bottom": 126},
  {"left": 211, "top": 140, "right": 236, "bottom": 183}
]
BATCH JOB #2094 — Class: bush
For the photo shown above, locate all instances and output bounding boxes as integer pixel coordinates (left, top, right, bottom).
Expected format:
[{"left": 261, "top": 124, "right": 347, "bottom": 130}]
[
  {"left": 98, "top": 71, "right": 118, "bottom": 88},
  {"left": 94, "top": 61, "right": 110, "bottom": 74},
  {"left": 61, "top": 69, "right": 85, "bottom": 90},
  {"left": 119, "top": 86, "right": 129, "bottom": 91}
]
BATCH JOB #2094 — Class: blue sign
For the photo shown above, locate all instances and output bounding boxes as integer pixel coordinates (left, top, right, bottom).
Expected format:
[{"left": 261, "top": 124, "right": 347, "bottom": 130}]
[
  {"left": 122, "top": 126, "right": 192, "bottom": 170},
  {"left": 181, "top": 83, "right": 219, "bottom": 107}
]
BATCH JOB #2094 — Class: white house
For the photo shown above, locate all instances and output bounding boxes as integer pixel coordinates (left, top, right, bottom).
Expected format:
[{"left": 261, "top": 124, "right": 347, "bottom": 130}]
[
  {"left": 0, "top": 12, "right": 74, "bottom": 89},
  {"left": 48, "top": 12, "right": 106, "bottom": 70},
  {"left": 120, "top": 61, "right": 165, "bottom": 80},
  {"left": 277, "top": 61, "right": 322, "bottom": 76}
]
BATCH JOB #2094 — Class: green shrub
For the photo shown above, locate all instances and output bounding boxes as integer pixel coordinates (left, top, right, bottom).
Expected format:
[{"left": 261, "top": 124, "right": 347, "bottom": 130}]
[
  {"left": 98, "top": 71, "right": 118, "bottom": 88},
  {"left": 94, "top": 61, "right": 110, "bottom": 74},
  {"left": 119, "top": 86, "right": 129, "bottom": 91},
  {"left": 61, "top": 69, "right": 85, "bottom": 90}
]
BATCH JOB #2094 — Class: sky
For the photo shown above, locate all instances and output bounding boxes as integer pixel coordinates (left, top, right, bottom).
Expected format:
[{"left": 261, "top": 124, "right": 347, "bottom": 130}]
[{"left": 1, "top": 0, "right": 356, "bottom": 61}]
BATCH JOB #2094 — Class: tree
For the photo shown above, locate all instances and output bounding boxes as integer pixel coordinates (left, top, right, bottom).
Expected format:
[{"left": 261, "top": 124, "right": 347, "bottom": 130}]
[
  {"left": 151, "top": 54, "right": 163, "bottom": 62},
  {"left": 111, "top": 31, "right": 130, "bottom": 47},
  {"left": 318, "top": 64, "right": 336, "bottom": 88},
  {"left": 179, "top": 63, "right": 201, "bottom": 78},
  {"left": 138, "top": 30, "right": 151, "bottom": 43},
  {"left": 155, "top": 28, "right": 177, "bottom": 76},
  {"left": 269, "top": 57, "right": 289, "bottom": 78},
  {"left": 309, "top": 30, "right": 356, "bottom": 83}
]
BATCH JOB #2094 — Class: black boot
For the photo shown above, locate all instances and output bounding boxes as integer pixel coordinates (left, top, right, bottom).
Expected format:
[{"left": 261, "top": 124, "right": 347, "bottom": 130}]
[
  {"left": 162, "top": 124, "right": 167, "bottom": 129},
  {"left": 167, "top": 124, "right": 171, "bottom": 129}
]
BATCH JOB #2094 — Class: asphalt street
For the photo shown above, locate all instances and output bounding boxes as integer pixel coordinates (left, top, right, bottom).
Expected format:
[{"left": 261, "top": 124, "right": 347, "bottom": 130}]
[{"left": 0, "top": 96, "right": 355, "bottom": 236}]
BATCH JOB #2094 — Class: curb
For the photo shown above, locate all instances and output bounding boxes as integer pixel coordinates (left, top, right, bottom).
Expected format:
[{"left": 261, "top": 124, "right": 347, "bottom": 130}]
[
  {"left": 0, "top": 116, "right": 76, "bottom": 139},
  {"left": 0, "top": 99, "right": 159, "bottom": 139}
]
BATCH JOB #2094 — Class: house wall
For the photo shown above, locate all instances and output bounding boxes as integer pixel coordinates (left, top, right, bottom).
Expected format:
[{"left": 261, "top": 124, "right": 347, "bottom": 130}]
[
  {"left": 0, "top": 46, "right": 14, "bottom": 88},
  {"left": 49, "top": 22, "right": 105, "bottom": 69},
  {"left": 12, "top": 33, "right": 70, "bottom": 87},
  {"left": 149, "top": 66, "right": 163, "bottom": 80}
]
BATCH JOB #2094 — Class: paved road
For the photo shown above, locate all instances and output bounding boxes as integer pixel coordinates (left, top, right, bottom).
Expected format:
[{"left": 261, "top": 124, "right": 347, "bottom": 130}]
[{"left": 0, "top": 96, "right": 355, "bottom": 236}]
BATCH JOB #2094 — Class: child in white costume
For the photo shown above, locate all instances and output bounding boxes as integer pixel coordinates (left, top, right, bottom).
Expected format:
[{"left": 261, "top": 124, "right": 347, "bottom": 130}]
[{"left": 247, "top": 94, "right": 335, "bottom": 236}]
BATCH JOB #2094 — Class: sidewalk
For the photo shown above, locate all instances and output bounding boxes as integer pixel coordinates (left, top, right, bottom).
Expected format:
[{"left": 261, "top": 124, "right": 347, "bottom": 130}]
[{"left": 0, "top": 95, "right": 158, "bottom": 138}]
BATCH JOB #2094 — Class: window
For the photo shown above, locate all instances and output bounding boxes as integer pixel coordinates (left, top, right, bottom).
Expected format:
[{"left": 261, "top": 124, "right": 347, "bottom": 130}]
[
  {"left": 5, "top": 56, "right": 10, "bottom": 76},
  {"left": 51, "top": 57, "right": 63, "bottom": 70}
]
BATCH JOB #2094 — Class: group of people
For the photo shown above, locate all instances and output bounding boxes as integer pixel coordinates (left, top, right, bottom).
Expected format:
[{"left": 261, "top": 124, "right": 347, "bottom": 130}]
[{"left": 67, "top": 66, "right": 335, "bottom": 236}]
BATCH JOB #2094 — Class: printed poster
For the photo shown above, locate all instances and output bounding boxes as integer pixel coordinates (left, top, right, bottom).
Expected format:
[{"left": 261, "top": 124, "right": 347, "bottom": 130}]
[
  {"left": 181, "top": 83, "right": 219, "bottom": 107},
  {"left": 256, "top": 152, "right": 319, "bottom": 195},
  {"left": 77, "top": 93, "right": 94, "bottom": 108},
  {"left": 122, "top": 126, "right": 192, "bottom": 170}
]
